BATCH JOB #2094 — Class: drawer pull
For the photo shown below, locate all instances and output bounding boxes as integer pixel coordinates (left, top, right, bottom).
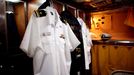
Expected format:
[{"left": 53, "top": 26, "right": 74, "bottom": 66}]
[
  {"left": 102, "top": 45, "right": 106, "bottom": 48},
  {"left": 114, "top": 46, "right": 118, "bottom": 49}
]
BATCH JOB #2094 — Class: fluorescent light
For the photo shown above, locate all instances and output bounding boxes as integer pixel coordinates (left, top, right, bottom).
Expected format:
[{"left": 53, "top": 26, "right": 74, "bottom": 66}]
[{"left": 6, "top": 0, "right": 22, "bottom": 3}]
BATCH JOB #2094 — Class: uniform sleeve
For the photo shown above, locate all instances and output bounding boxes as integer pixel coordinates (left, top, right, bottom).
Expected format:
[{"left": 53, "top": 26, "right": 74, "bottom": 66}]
[
  {"left": 54, "top": 8, "right": 80, "bottom": 51},
  {"left": 87, "top": 29, "right": 92, "bottom": 46},
  {"left": 20, "top": 14, "right": 40, "bottom": 57},
  {"left": 63, "top": 23, "right": 80, "bottom": 72},
  {"left": 67, "top": 23, "right": 81, "bottom": 51}
]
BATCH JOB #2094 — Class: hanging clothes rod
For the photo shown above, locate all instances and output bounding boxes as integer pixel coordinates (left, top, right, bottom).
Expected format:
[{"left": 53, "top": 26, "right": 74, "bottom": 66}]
[
  {"left": 53, "top": 0, "right": 76, "bottom": 10},
  {"left": 52, "top": 0, "right": 86, "bottom": 19}
]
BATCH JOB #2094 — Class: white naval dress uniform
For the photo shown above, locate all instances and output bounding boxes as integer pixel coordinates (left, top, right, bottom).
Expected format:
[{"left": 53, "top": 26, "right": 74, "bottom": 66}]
[
  {"left": 77, "top": 17, "right": 92, "bottom": 70},
  {"left": 20, "top": 6, "right": 80, "bottom": 75}
]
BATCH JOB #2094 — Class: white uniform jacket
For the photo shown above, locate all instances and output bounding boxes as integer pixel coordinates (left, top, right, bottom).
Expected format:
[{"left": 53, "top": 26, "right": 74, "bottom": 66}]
[
  {"left": 20, "top": 6, "right": 80, "bottom": 75},
  {"left": 77, "top": 17, "right": 92, "bottom": 70}
]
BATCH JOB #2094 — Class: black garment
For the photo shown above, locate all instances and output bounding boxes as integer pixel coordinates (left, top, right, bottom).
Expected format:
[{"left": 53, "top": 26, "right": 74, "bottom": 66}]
[
  {"left": 6, "top": 13, "right": 23, "bottom": 56},
  {"left": 4, "top": 13, "right": 33, "bottom": 75},
  {"left": 60, "top": 10, "right": 85, "bottom": 75}
]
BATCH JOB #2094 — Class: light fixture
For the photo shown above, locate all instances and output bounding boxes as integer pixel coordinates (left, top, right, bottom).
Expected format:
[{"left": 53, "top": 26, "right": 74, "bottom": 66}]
[{"left": 6, "top": 0, "right": 23, "bottom": 3}]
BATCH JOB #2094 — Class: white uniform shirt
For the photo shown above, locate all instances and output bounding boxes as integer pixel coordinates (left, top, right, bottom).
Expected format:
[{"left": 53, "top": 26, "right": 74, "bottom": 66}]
[
  {"left": 20, "top": 6, "right": 80, "bottom": 75},
  {"left": 77, "top": 17, "right": 92, "bottom": 70}
]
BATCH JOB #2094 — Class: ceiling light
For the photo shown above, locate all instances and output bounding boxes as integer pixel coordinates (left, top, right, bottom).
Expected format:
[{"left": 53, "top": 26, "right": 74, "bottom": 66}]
[{"left": 6, "top": 0, "right": 23, "bottom": 3}]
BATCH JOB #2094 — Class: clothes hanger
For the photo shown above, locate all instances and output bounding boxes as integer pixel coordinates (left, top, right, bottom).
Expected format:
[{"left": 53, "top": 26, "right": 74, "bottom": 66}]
[
  {"left": 76, "top": 9, "right": 79, "bottom": 18},
  {"left": 38, "top": 0, "right": 50, "bottom": 10},
  {"left": 60, "top": 4, "right": 66, "bottom": 23},
  {"left": 35, "top": 0, "right": 51, "bottom": 17},
  {"left": 64, "top": 4, "right": 68, "bottom": 11}
]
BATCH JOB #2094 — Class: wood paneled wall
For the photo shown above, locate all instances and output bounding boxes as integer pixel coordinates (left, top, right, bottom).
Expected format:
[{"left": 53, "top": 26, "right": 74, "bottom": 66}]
[
  {"left": 14, "top": 2, "right": 26, "bottom": 40},
  {"left": 90, "top": 7, "right": 134, "bottom": 40}
]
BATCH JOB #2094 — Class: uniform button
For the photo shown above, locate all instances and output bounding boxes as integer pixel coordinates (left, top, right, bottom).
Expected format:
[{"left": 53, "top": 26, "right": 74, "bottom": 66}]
[
  {"left": 42, "top": 32, "right": 51, "bottom": 36},
  {"left": 76, "top": 54, "right": 81, "bottom": 58},
  {"left": 42, "top": 33, "right": 46, "bottom": 36},
  {"left": 60, "top": 34, "right": 65, "bottom": 39},
  {"left": 51, "top": 24, "right": 55, "bottom": 27},
  {"left": 39, "top": 12, "right": 42, "bottom": 15},
  {"left": 10, "top": 65, "right": 14, "bottom": 68},
  {"left": 50, "top": 12, "right": 53, "bottom": 15},
  {"left": 59, "top": 25, "right": 62, "bottom": 28}
]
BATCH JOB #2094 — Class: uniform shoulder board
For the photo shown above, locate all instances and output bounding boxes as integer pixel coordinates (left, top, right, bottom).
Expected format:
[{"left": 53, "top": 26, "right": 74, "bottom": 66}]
[{"left": 34, "top": 10, "right": 47, "bottom": 17}]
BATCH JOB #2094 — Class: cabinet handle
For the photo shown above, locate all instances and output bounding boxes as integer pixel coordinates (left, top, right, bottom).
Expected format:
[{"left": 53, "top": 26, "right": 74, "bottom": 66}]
[
  {"left": 114, "top": 45, "right": 118, "bottom": 49},
  {"left": 102, "top": 45, "right": 106, "bottom": 48}
]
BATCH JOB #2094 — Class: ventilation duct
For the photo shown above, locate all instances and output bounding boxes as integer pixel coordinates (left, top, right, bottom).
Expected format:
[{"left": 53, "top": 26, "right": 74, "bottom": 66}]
[{"left": 6, "top": 0, "right": 23, "bottom": 3}]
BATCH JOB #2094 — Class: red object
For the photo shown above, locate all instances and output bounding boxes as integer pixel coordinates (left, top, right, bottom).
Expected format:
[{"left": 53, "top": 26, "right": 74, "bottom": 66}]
[{"left": 124, "top": 7, "right": 134, "bottom": 27}]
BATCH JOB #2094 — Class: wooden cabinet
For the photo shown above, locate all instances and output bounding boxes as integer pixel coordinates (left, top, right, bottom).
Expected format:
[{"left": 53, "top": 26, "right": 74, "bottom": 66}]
[
  {"left": 98, "top": 45, "right": 110, "bottom": 75},
  {"left": 127, "top": 47, "right": 134, "bottom": 70},
  {"left": 109, "top": 46, "right": 128, "bottom": 70},
  {"left": 92, "top": 44, "right": 134, "bottom": 75},
  {"left": 92, "top": 45, "right": 110, "bottom": 75}
]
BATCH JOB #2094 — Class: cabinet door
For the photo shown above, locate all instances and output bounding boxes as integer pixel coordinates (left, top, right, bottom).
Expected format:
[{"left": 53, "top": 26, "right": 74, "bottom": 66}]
[
  {"left": 92, "top": 45, "right": 110, "bottom": 75},
  {"left": 126, "top": 46, "right": 134, "bottom": 71},
  {"left": 98, "top": 45, "right": 110, "bottom": 75},
  {"left": 109, "top": 45, "right": 134, "bottom": 73},
  {"left": 92, "top": 45, "right": 134, "bottom": 75},
  {"left": 92, "top": 45, "right": 99, "bottom": 75},
  {"left": 109, "top": 45, "right": 128, "bottom": 71}
]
